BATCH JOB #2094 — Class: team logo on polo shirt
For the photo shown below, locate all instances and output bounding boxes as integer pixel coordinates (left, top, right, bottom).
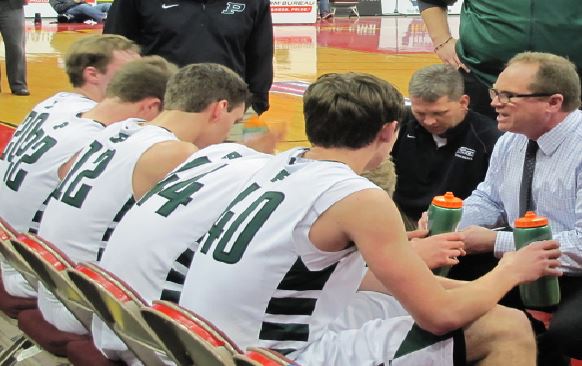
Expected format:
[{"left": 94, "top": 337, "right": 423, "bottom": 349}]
[
  {"left": 454, "top": 146, "right": 475, "bottom": 160},
  {"left": 222, "top": 2, "right": 246, "bottom": 14}
]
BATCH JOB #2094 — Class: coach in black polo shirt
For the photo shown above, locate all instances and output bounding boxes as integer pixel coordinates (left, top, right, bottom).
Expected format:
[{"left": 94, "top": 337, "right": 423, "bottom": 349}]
[
  {"left": 392, "top": 64, "right": 501, "bottom": 228},
  {"left": 103, "top": 0, "right": 273, "bottom": 115}
]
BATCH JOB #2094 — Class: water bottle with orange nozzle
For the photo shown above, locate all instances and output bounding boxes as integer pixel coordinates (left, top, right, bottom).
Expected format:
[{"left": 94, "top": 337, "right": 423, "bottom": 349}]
[{"left": 428, "top": 192, "right": 463, "bottom": 276}]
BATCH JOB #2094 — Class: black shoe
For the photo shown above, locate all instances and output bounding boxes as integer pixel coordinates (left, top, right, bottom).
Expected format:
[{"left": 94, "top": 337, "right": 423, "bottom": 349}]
[
  {"left": 57, "top": 14, "right": 74, "bottom": 23},
  {"left": 11, "top": 88, "right": 30, "bottom": 96}
]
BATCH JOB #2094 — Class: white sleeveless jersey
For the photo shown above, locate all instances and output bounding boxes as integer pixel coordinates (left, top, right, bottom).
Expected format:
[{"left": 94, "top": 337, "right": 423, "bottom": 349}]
[
  {"left": 100, "top": 143, "right": 270, "bottom": 304},
  {"left": 180, "top": 148, "right": 379, "bottom": 356},
  {"left": 0, "top": 92, "right": 98, "bottom": 232},
  {"left": 37, "top": 122, "right": 176, "bottom": 264},
  {"left": 92, "top": 144, "right": 271, "bottom": 355}
]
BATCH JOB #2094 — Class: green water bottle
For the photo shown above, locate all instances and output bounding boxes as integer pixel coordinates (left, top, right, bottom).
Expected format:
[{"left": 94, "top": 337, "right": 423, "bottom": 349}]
[
  {"left": 513, "top": 211, "right": 561, "bottom": 309},
  {"left": 428, "top": 192, "right": 463, "bottom": 277}
]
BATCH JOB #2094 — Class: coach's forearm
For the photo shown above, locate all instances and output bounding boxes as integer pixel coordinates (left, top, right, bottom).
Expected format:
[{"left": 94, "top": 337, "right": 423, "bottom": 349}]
[{"left": 420, "top": 6, "right": 451, "bottom": 46}]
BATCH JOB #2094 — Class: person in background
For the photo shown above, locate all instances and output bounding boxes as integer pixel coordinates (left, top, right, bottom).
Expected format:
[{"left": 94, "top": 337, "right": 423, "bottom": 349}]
[
  {"left": 319, "top": 0, "right": 333, "bottom": 19},
  {"left": 49, "top": 0, "right": 111, "bottom": 23},
  {"left": 418, "top": 0, "right": 582, "bottom": 120},
  {"left": 103, "top": 0, "right": 273, "bottom": 117},
  {"left": 0, "top": 0, "right": 28, "bottom": 95}
]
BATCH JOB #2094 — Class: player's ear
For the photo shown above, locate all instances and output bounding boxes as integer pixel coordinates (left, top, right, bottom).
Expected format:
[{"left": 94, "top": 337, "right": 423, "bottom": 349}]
[
  {"left": 209, "top": 100, "right": 229, "bottom": 122},
  {"left": 139, "top": 97, "right": 162, "bottom": 121},
  {"left": 378, "top": 122, "right": 396, "bottom": 143},
  {"left": 83, "top": 66, "right": 100, "bottom": 85}
]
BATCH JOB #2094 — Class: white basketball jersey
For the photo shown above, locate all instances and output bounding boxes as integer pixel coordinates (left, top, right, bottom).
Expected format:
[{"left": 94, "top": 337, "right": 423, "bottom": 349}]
[
  {"left": 92, "top": 144, "right": 271, "bottom": 355},
  {"left": 180, "top": 148, "right": 378, "bottom": 356},
  {"left": 100, "top": 143, "right": 270, "bottom": 304},
  {"left": 38, "top": 122, "right": 176, "bottom": 263},
  {"left": 0, "top": 92, "right": 98, "bottom": 232}
]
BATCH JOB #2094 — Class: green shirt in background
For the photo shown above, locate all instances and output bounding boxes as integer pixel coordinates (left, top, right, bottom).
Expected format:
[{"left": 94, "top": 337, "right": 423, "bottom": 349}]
[{"left": 422, "top": 0, "right": 582, "bottom": 86}]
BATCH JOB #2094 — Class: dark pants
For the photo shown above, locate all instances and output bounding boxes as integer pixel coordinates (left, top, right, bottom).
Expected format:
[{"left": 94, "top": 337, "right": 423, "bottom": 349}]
[
  {"left": 66, "top": 3, "right": 111, "bottom": 23},
  {"left": 0, "top": 2, "right": 27, "bottom": 92},
  {"left": 546, "top": 276, "right": 582, "bottom": 359},
  {"left": 449, "top": 254, "right": 582, "bottom": 364},
  {"left": 461, "top": 70, "right": 497, "bottom": 120}
]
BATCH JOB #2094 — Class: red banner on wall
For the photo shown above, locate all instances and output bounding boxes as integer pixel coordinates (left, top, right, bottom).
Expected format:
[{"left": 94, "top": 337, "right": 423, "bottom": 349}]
[
  {"left": 271, "top": 6, "right": 313, "bottom": 13},
  {"left": 270, "top": 0, "right": 317, "bottom": 23}
]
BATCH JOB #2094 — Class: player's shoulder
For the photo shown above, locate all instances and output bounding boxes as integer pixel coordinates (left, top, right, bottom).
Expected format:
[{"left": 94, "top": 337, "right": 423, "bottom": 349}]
[
  {"left": 98, "top": 118, "right": 145, "bottom": 139},
  {"left": 38, "top": 92, "right": 95, "bottom": 112},
  {"left": 147, "top": 140, "right": 198, "bottom": 163},
  {"left": 319, "top": 185, "right": 391, "bottom": 229},
  {"left": 197, "top": 142, "right": 262, "bottom": 160}
]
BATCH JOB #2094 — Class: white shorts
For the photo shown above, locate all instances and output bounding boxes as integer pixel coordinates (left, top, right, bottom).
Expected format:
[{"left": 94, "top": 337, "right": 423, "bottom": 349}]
[
  {"left": 293, "top": 291, "right": 463, "bottom": 366},
  {"left": 92, "top": 316, "right": 142, "bottom": 365},
  {"left": 37, "top": 282, "right": 88, "bottom": 335},
  {"left": 1, "top": 261, "right": 37, "bottom": 298}
]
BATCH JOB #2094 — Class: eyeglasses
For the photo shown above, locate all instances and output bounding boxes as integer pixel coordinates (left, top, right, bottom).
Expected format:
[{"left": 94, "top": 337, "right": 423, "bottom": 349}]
[{"left": 488, "top": 88, "right": 556, "bottom": 104}]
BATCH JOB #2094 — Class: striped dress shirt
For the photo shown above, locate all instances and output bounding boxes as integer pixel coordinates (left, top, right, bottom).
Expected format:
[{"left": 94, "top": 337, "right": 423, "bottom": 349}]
[{"left": 459, "top": 109, "right": 582, "bottom": 273}]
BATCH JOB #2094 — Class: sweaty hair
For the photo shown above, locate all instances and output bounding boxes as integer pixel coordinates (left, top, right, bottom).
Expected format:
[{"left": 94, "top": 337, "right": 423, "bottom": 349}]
[
  {"left": 408, "top": 64, "right": 464, "bottom": 102},
  {"left": 507, "top": 52, "right": 581, "bottom": 111},
  {"left": 105, "top": 56, "right": 178, "bottom": 108},
  {"left": 304, "top": 73, "right": 404, "bottom": 149},
  {"left": 164, "top": 63, "right": 251, "bottom": 113},
  {"left": 65, "top": 34, "right": 140, "bottom": 87}
]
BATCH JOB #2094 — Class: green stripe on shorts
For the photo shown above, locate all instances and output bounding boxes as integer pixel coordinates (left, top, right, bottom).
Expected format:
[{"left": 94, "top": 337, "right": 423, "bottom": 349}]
[{"left": 394, "top": 323, "right": 455, "bottom": 359}]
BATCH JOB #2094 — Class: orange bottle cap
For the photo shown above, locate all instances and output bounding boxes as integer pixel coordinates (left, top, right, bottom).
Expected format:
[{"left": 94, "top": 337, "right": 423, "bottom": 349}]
[
  {"left": 244, "top": 115, "right": 268, "bottom": 128},
  {"left": 514, "top": 211, "right": 548, "bottom": 228},
  {"left": 431, "top": 192, "right": 463, "bottom": 209}
]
